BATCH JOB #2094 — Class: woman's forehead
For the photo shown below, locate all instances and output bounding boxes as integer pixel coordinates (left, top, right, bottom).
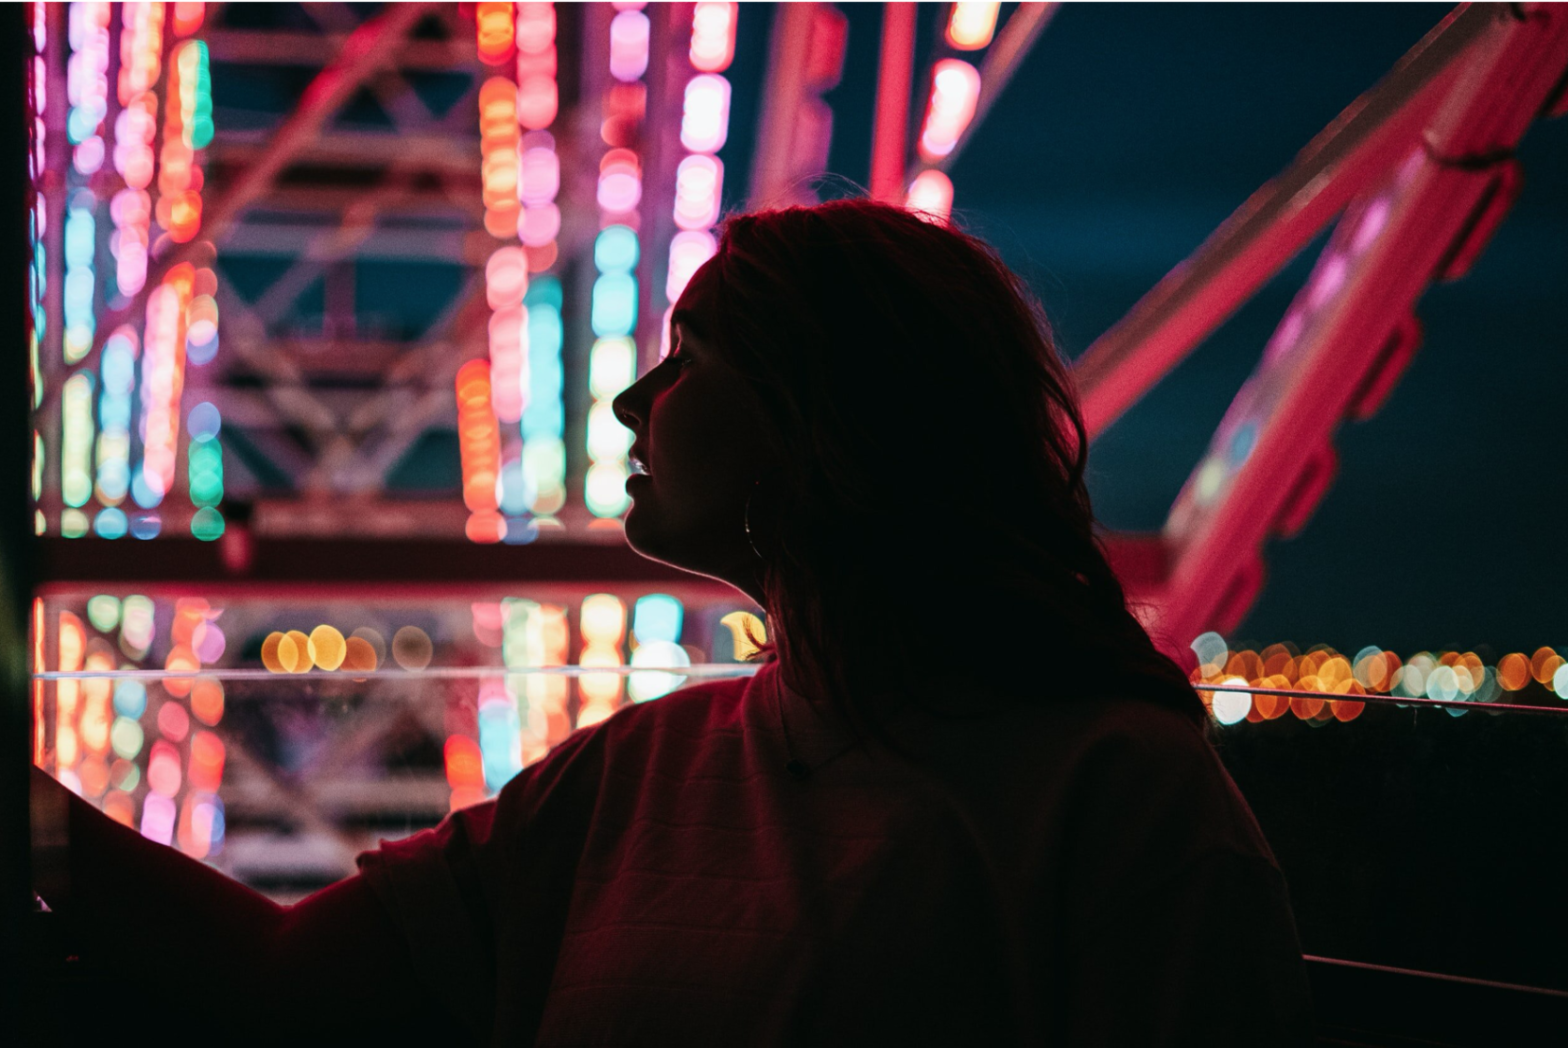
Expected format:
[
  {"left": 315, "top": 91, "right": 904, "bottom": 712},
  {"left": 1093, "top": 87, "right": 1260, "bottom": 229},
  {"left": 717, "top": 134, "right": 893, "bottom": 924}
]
[{"left": 672, "top": 256, "right": 722, "bottom": 338}]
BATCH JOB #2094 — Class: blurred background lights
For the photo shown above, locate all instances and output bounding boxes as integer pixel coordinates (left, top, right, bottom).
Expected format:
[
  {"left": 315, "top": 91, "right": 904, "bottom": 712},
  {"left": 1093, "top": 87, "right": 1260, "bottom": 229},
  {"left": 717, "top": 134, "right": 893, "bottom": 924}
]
[
  {"left": 680, "top": 74, "right": 731, "bottom": 153},
  {"left": 629, "top": 641, "right": 690, "bottom": 703},
  {"left": 88, "top": 502, "right": 125, "bottom": 536},
  {"left": 947, "top": 2, "right": 1002, "bottom": 50},
  {"left": 393, "top": 626, "right": 434, "bottom": 671},
  {"left": 1191, "top": 631, "right": 1229, "bottom": 676},
  {"left": 690, "top": 2, "right": 738, "bottom": 72},
  {"left": 1211, "top": 678, "right": 1253, "bottom": 725},
  {"left": 307, "top": 625, "right": 347, "bottom": 671},
  {"left": 86, "top": 594, "right": 120, "bottom": 632},
  {"left": 633, "top": 594, "right": 683, "bottom": 645},
  {"left": 609, "top": 8, "right": 650, "bottom": 82},
  {"left": 904, "top": 169, "right": 954, "bottom": 225},
  {"left": 919, "top": 59, "right": 981, "bottom": 161},
  {"left": 594, "top": 224, "right": 640, "bottom": 272},
  {"left": 475, "top": 1, "right": 515, "bottom": 65},
  {"left": 674, "top": 154, "right": 723, "bottom": 230}
]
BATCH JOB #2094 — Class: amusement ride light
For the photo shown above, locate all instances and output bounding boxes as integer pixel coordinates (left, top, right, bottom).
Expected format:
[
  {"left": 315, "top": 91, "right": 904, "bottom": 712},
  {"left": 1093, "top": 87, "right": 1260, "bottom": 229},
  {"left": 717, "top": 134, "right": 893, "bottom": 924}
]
[
  {"left": 661, "top": 6, "right": 737, "bottom": 355},
  {"left": 586, "top": 6, "right": 652, "bottom": 520},
  {"left": 918, "top": 58, "right": 981, "bottom": 161},
  {"left": 578, "top": 593, "right": 627, "bottom": 724},
  {"left": 475, "top": 1, "right": 515, "bottom": 65},
  {"left": 905, "top": 168, "right": 955, "bottom": 224},
  {"left": 947, "top": 2, "right": 1001, "bottom": 51}
]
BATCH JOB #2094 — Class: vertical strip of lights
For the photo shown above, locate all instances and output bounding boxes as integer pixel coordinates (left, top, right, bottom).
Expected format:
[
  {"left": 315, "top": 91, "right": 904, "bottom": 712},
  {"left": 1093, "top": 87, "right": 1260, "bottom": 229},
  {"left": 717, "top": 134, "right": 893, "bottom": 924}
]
[
  {"left": 63, "top": 2, "right": 110, "bottom": 364},
  {"left": 903, "top": 3, "right": 998, "bottom": 224},
  {"left": 515, "top": 2, "right": 566, "bottom": 527},
  {"left": 473, "top": 3, "right": 566, "bottom": 539},
  {"left": 162, "top": 15, "right": 220, "bottom": 539},
  {"left": 504, "top": 599, "right": 570, "bottom": 763},
  {"left": 111, "top": 2, "right": 164, "bottom": 300},
  {"left": 662, "top": 3, "right": 736, "bottom": 354},
  {"left": 57, "top": 3, "right": 114, "bottom": 539},
  {"left": 456, "top": 359, "right": 504, "bottom": 542},
  {"left": 472, "top": 2, "right": 519, "bottom": 544},
  {"left": 113, "top": 3, "right": 218, "bottom": 540},
  {"left": 520, "top": 4, "right": 564, "bottom": 528},
  {"left": 94, "top": 326, "right": 137, "bottom": 536},
  {"left": 60, "top": 373, "right": 94, "bottom": 535},
  {"left": 157, "top": 37, "right": 209, "bottom": 244},
  {"left": 113, "top": 3, "right": 164, "bottom": 537},
  {"left": 577, "top": 593, "right": 627, "bottom": 726},
  {"left": 517, "top": 276, "right": 565, "bottom": 526},
  {"left": 585, "top": 3, "right": 652, "bottom": 520},
  {"left": 29, "top": 4, "right": 47, "bottom": 537},
  {"left": 186, "top": 400, "right": 223, "bottom": 540},
  {"left": 55, "top": 612, "right": 86, "bottom": 792},
  {"left": 133, "top": 261, "right": 193, "bottom": 518}
]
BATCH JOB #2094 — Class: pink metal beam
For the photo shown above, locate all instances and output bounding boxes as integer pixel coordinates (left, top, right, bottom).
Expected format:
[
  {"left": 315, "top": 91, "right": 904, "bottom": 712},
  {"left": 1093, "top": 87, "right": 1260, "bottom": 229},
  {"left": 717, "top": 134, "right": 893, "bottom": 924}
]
[
  {"left": 748, "top": 4, "right": 848, "bottom": 208},
  {"left": 90, "top": 2, "right": 439, "bottom": 357},
  {"left": 1072, "top": 2, "right": 1492, "bottom": 441},
  {"left": 1152, "top": 3, "right": 1568, "bottom": 648},
  {"left": 869, "top": 3, "right": 916, "bottom": 203}
]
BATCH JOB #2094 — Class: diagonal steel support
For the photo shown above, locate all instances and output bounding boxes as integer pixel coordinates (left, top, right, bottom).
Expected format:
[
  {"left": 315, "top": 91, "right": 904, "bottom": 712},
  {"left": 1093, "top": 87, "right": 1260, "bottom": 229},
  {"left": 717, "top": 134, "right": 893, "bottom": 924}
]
[
  {"left": 1104, "top": 3, "right": 1568, "bottom": 649},
  {"left": 1072, "top": 2, "right": 1492, "bottom": 440},
  {"left": 90, "top": 2, "right": 439, "bottom": 356}
]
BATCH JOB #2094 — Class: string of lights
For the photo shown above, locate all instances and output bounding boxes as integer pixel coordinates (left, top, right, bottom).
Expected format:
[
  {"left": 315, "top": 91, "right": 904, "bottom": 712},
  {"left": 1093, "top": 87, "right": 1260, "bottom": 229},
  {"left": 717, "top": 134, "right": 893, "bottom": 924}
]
[
  {"left": 584, "top": 2, "right": 653, "bottom": 520},
  {"left": 45, "top": 2, "right": 222, "bottom": 542},
  {"left": 1190, "top": 632, "right": 1568, "bottom": 726},
  {"left": 515, "top": 2, "right": 567, "bottom": 527},
  {"left": 903, "top": 2, "right": 1002, "bottom": 222},
  {"left": 474, "top": 1, "right": 522, "bottom": 544},
  {"left": 660, "top": 2, "right": 737, "bottom": 358}
]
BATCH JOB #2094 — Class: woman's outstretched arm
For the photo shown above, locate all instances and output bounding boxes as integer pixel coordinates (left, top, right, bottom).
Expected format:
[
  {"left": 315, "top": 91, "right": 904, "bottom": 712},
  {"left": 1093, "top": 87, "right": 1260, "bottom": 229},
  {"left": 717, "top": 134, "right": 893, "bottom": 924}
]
[{"left": 31, "top": 765, "right": 460, "bottom": 1041}]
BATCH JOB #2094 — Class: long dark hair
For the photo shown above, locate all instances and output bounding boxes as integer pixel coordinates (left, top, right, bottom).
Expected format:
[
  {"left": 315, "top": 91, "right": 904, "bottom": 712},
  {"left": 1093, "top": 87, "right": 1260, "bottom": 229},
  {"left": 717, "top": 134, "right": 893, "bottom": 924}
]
[{"left": 707, "top": 199, "right": 1203, "bottom": 732}]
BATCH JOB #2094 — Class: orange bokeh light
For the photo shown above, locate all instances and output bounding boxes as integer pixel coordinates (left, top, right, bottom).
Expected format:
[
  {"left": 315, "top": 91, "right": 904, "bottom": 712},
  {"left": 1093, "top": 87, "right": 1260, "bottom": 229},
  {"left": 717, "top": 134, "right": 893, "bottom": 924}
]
[
  {"left": 163, "top": 645, "right": 200, "bottom": 697},
  {"left": 1498, "top": 652, "right": 1530, "bottom": 691}
]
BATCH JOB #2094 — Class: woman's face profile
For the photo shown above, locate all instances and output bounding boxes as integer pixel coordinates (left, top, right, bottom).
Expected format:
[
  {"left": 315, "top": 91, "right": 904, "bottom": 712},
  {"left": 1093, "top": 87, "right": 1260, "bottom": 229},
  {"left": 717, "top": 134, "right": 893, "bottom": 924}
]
[{"left": 613, "top": 258, "right": 771, "bottom": 597}]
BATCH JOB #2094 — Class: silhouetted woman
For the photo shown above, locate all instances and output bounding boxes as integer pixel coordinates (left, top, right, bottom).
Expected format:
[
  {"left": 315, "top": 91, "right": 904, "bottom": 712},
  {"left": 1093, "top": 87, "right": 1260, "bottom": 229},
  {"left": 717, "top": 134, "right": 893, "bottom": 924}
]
[{"left": 32, "top": 200, "right": 1313, "bottom": 1044}]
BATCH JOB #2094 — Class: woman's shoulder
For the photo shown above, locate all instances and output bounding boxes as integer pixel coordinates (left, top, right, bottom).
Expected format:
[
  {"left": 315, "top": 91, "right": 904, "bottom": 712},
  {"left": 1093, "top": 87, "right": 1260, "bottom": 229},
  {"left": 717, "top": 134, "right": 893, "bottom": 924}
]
[
  {"left": 917, "top": 683, "right": 1271, "bottom": 858},
  {"left": 1051, "top": 693, "right": 1276, "bottom": 863}
]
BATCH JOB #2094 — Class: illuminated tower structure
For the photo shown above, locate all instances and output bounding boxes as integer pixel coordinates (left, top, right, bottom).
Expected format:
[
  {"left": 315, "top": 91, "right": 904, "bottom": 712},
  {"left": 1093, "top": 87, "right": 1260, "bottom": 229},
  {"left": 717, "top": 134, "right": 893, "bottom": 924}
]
[
  {"left": 32, "top": 1, "right": 224, "bottom": 544},
  {"left": 24, "top": 2, "right": 1568, "bottom": 669}
]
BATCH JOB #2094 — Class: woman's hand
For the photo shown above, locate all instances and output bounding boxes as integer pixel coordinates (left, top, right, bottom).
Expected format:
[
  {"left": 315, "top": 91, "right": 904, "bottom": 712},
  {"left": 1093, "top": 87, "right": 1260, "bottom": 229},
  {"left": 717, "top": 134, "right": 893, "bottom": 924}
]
[{"left": 28, "top": 762, "right": 459, "bottom": 1038}]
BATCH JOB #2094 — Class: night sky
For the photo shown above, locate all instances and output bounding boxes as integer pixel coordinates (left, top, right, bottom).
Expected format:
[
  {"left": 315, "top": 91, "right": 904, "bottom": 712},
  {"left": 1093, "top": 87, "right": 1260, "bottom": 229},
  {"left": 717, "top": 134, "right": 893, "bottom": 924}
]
[{"left": 734, "top": 3, "right": 1566, "bottom": 655}]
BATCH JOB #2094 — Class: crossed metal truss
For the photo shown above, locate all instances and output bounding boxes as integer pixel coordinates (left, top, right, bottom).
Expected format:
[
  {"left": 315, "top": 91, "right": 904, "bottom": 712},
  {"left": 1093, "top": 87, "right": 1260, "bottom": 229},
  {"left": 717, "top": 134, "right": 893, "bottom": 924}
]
[
  {"left": 40, "top": 3, "right": 1568, "bottom": 639},
  {"left": 1072, "top": 3, "right": 1568, "bottom": 652}
]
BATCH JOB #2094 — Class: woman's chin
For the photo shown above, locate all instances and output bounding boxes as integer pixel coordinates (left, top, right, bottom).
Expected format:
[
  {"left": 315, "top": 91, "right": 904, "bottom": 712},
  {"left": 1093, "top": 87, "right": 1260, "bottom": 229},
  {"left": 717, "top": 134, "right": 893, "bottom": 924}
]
[{"left": 621, "top": 502, "right": 670, "bottom": 564}]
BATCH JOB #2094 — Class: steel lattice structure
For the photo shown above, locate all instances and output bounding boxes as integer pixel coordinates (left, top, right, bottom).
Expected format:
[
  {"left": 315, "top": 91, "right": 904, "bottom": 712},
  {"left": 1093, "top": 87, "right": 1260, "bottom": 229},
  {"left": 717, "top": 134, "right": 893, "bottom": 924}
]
[{"left": 26, "top": 2, "right": 1568, "bottom": 645}]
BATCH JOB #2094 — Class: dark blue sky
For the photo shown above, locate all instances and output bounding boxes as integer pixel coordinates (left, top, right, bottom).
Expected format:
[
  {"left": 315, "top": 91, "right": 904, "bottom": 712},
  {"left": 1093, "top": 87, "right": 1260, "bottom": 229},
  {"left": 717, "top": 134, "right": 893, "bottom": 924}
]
[{"left": 733, "top": 3, "right": 1566, "bottom": 655}]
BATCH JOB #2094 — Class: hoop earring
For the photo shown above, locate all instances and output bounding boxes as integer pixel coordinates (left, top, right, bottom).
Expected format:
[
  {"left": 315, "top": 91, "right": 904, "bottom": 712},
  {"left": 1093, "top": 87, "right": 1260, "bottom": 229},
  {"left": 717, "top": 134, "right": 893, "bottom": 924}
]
[{"left": 744, "top": 479, "right": 767, "bottom": 562}]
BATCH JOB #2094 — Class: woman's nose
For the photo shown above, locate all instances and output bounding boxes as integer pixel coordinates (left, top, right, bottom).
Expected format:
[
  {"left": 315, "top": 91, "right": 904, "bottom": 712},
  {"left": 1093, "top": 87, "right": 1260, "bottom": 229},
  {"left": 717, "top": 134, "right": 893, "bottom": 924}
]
[{"left": 612, "top": 381, "right": 644, "bottom": 431}]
